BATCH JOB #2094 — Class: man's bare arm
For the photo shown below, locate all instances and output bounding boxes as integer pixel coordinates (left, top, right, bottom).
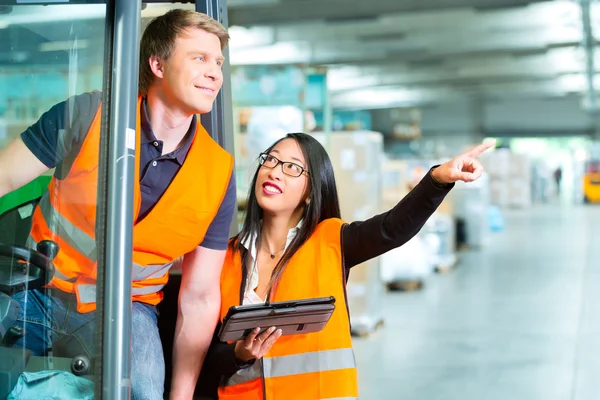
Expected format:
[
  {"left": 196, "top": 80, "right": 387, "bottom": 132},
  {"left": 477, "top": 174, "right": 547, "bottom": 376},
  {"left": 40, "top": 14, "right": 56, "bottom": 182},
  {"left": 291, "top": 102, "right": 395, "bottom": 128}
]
[
  {"left": 170, "top": 245, "right": 226, "bottom": 399},
  {"left": 0, "top": 137, "right": 49, "bottom": 198}
]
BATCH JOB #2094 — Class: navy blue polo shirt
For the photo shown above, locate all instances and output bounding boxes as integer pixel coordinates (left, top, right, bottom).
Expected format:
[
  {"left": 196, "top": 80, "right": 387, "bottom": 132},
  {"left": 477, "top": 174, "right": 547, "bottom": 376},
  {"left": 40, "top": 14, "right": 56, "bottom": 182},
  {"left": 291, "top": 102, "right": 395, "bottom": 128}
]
[{"left": 20, "top": 91, "right": 236, "bottom": 251}]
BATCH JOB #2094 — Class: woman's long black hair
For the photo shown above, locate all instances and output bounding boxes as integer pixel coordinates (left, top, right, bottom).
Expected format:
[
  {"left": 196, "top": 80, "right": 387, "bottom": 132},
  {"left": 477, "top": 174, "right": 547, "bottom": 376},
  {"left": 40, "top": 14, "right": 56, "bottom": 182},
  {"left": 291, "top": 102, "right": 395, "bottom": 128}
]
[{"left": 233, "top": 133, "right": 342, "bottom": 298}]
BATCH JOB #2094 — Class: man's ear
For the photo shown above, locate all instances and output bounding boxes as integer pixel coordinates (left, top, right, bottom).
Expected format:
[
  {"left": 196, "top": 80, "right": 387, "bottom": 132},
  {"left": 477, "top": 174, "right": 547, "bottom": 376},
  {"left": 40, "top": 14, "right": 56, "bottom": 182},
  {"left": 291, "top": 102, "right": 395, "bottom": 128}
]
[{"left": 148, "top": 55, "right": 164, "bottom": 79}]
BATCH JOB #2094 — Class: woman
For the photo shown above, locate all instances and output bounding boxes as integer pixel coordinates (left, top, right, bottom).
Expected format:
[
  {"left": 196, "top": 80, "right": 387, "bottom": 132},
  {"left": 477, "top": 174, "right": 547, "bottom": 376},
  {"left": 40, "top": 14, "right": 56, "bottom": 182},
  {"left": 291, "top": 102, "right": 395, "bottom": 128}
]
[{"left": 199, "top": 132, "right": 493, "bottom": 400}]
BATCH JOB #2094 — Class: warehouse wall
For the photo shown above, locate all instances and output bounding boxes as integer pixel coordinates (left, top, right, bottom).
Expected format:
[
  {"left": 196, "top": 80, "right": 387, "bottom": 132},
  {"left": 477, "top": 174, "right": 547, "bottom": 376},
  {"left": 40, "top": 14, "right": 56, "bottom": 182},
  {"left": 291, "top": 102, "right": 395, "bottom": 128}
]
[{"left": 372, "top": 95, "right": 597, "bottom": 157}]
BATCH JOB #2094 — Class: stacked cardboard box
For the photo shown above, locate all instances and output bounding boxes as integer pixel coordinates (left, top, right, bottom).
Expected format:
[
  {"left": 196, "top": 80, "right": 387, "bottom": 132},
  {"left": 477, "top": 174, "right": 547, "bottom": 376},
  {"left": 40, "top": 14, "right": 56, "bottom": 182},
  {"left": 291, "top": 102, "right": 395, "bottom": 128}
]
[
  {"left": 482, "top": 149, "right": 532, "bottom": 208},
  {"left": 380, "top": 159, "right": 457, "bottom": 273},
  {"left": 508, "top": 154, "right": 533, "bottom": 208},
  {"left": 380, "top": 159, "right": 410, "bottom": 210},
  {"left": 314, "top": 131, "right": 385, "bottom": 336}
]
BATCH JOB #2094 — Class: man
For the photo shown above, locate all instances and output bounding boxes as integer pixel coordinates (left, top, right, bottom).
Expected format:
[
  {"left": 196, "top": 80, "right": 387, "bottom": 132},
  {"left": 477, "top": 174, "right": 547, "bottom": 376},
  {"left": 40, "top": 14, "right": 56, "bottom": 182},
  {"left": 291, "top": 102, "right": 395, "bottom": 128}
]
[
  {"left": 0, "top": 9, "right": 234, "bottom": 400},
  {"left": 554, "top": 166, "right": 562, "bottom": 195}
]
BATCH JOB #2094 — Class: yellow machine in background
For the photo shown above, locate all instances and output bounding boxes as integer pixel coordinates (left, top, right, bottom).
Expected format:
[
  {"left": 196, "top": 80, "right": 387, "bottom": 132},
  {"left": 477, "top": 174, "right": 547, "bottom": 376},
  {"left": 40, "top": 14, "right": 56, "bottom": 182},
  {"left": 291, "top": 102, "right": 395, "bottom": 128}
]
[{"left": 583, "top": 161, "right": 600, "bottom": 203}]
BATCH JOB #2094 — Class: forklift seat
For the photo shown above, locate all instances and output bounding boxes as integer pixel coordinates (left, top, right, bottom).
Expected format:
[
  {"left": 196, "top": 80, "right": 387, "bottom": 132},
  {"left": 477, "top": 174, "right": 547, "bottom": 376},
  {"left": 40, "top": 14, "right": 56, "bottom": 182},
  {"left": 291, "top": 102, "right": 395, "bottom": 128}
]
[{"left": 0, "top": 198, "right": 40, "bottom": 248}]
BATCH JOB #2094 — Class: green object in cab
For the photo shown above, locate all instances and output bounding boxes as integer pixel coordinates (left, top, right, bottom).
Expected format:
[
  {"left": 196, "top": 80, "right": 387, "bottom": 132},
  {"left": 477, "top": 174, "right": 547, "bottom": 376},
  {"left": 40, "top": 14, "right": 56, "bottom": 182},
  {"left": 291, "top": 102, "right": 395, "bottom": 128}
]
[{"left": 0, "top": 176, "right": 51, "bottom": 216}]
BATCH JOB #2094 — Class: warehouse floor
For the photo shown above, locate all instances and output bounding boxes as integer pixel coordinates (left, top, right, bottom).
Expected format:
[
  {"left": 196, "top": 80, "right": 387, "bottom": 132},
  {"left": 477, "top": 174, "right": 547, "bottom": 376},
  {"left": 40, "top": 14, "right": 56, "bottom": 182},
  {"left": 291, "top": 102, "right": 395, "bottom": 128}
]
[{"left": 354, "top": 202, "right": 600, "bottom": 400}]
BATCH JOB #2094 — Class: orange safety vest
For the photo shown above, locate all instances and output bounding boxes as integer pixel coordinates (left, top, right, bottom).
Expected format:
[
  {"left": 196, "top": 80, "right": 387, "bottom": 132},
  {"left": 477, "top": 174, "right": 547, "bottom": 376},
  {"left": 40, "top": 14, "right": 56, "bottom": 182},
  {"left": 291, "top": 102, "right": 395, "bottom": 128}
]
[
  {"left": 218, "top": 218, "right": 359, "bottom": 400},
  {"left": 28, "top": 96, "right": 233, "bottom": 313}
]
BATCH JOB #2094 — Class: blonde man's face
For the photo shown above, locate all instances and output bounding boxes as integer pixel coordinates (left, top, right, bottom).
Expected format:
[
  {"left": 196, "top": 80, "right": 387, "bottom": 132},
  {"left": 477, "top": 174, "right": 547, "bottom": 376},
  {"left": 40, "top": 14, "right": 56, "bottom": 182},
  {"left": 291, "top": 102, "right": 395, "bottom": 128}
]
[{"left": 153, "top": 27, "right": 224, "bottom": 115}]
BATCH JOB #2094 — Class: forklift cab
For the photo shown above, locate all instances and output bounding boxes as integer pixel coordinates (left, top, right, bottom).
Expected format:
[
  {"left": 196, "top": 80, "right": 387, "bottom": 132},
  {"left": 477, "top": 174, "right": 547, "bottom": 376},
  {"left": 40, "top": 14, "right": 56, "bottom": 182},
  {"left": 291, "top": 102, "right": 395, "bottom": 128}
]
[
  {"left": 0, "top": 239, "right": 56, "bottom": 398},
  {"left": 0, "top": 193, "right": 93, "bottom": 397},
  {"left": 4, "top": 0, "right": 229, "bottom": 397}
]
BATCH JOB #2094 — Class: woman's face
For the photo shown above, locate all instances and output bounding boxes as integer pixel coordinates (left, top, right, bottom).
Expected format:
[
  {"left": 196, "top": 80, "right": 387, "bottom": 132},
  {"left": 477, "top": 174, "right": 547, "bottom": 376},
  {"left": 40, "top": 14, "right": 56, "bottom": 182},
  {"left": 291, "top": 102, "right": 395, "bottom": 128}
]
[{"left": 255, "top": 138, "right": 310, "bottom": 218}]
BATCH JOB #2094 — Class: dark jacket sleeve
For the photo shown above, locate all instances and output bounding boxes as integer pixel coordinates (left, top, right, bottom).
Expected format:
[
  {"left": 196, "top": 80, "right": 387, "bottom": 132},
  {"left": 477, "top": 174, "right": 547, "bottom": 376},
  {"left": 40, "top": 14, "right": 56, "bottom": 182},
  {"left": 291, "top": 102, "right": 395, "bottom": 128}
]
[
  {"left": 203, "top": 324, "right": 247, "bottom": 376},
  {"left": 342, "top": 167, "right": 453, "bottom": 270},
  {"left": 195, "top": 323, "right": 255, "bottom": 399}
]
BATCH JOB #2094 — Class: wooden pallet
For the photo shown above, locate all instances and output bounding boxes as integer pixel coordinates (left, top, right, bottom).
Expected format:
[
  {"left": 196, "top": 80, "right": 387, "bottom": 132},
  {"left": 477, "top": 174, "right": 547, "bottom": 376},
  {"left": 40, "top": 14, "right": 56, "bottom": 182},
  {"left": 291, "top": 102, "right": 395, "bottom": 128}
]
[
  {"left": 386, "top": 280, "right": 423, "bottom": 292},
  {"left": 434, "top": 252, "right": 459, "bottom": 274},
  {"left": 435, "top": 265, "right": 454, "bottom": 274},
  {"left": 435, "top": 259, "right": 458, "bottom": 274},
  {"left": 351, "top": 319, "right": 385, "bottom": 338},
  {"left": 458, "top": 243, "right": 471, "bottom": 252}
]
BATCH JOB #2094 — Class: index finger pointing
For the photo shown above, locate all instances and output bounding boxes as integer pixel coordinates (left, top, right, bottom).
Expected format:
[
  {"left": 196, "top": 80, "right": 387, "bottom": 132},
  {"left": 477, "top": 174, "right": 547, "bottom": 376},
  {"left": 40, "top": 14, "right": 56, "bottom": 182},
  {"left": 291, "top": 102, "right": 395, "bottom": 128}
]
[{"left": 466, "top": 139, "right": 496, "bottom": 158}]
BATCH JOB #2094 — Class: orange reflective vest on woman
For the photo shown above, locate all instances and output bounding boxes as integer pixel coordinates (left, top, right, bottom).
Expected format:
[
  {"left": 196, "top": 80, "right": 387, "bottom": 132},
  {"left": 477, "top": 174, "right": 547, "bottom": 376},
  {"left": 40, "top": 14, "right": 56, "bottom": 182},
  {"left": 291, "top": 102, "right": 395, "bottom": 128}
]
[
  {"left": 218, "top": 218, "right": 359, "bottom": 400},
  {"left": 28, "top": 96, "right": 233, "bottom": 313}
]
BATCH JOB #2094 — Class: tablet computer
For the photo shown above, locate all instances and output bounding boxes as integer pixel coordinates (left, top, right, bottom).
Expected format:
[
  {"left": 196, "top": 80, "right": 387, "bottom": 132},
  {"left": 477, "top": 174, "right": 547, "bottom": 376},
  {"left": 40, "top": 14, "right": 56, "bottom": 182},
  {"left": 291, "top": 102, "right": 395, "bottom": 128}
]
[{"left": 218, "top": 296, "right": 336, "bottom": 342}]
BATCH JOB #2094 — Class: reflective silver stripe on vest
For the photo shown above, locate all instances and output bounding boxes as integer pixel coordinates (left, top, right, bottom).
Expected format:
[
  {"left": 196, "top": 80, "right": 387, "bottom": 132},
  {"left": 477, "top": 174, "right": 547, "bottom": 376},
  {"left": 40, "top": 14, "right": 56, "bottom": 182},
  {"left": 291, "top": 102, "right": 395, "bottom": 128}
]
[
  {"left": 37, "top": 194, "right": 173, "bottom": 299},
  {"left": 29, "top": 235, "right": 171, "bottom": 289},
  {"left": 77, "top": 282, "right": 166, "bottom": 305},
  {"left": 26, "top": 235, "right": 36, "bottom": 250},
  {"left": 132, "top": 283, "right": 166, "bottom": 295},
  {"left": 224, "top": 348, "right": 356, "bottom": 386},
  {"left": 77, "top": 283, "right": 96, "bottom": 304},
  {"left": 132, "top": 262, "right": 172, "bottom": 281},
  {"left": 321, "top": 398, "right": 358, "bottom": 400},
  {"left": 263, "top": 348, "right": 356, "bottom": 378},
  {"left": 319, "top": 397, "right": 358, "bottom": 400},
  {"left": 38, "top": 192, "right": 97, "bottom": 261}
]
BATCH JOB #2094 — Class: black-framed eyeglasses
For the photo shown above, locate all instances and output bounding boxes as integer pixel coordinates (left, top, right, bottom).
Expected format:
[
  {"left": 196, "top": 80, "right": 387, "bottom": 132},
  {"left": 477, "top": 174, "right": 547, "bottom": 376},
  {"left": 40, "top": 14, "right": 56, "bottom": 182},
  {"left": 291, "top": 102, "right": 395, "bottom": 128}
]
[{"left": 258, "top": 153, "right": 309, "bottom": 178}]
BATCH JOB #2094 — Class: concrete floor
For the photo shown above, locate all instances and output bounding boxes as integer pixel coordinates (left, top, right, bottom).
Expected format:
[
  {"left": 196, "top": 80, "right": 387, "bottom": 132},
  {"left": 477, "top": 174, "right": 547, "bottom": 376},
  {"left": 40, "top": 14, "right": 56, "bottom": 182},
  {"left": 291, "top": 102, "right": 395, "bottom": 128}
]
[{"left": 353, "top": 203, "right": 600, "bottom": 400}]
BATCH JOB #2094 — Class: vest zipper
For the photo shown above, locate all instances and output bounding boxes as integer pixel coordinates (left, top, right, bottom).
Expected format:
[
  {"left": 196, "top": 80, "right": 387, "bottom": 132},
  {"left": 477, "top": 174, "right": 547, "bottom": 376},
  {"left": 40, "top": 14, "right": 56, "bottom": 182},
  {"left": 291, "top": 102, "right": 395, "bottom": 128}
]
[{"left": 260, "top": 358, "right": 267, "bottom": 400}]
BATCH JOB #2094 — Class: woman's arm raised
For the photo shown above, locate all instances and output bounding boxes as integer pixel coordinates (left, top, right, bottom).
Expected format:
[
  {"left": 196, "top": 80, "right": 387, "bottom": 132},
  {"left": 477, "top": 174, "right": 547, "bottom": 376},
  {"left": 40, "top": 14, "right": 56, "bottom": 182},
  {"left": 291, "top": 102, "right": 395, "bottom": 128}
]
[{"left": 342, "top": 140, "right": 495, "bottom": 269}]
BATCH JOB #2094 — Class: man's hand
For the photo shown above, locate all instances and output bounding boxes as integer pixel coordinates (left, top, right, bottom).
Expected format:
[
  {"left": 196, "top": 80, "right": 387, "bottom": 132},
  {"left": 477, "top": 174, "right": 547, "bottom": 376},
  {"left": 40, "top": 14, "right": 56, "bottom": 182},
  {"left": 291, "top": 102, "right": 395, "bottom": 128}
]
[{"left": 431, "top": 140, "right": 496, "bottom": 184}]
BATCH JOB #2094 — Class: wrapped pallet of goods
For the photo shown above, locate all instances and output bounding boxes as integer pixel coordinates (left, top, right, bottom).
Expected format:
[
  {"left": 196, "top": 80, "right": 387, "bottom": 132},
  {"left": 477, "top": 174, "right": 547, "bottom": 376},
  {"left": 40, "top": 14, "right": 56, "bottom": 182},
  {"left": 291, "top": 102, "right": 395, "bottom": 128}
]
[
  {"left": 406, "top": 160, "right": 458, "bottom": 272},
  {"left": 423, "top": 211, "right": 458, "bottom": 274},
  {"left": 450, "top": 172, "right": 491, "bottom": 249},
  {"left": 379, "top": 160, "right": 435, "bottom": 290},
  {"left": 508, "top": 154, "right": 532, "bottom": 208}
]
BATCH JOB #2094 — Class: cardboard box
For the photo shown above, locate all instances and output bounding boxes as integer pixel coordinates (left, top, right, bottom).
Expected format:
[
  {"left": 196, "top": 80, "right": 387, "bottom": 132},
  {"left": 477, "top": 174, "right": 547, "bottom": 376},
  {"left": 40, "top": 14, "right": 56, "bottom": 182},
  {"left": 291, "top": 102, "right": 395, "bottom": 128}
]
[
  {"left": 508, "top": 178, "right": 531, "bottom": 208},
  {"left": 314, "top": 131, "right": 385, "bottom": 335},
  {"left": 482, "top": 148, "right": 511, "bottom": 179},
  {"left": 509, "top": 153, "right": 532, "bottom": 180},
  {"left": 489, "top": 179, "right": 509, "bottom": 207}
]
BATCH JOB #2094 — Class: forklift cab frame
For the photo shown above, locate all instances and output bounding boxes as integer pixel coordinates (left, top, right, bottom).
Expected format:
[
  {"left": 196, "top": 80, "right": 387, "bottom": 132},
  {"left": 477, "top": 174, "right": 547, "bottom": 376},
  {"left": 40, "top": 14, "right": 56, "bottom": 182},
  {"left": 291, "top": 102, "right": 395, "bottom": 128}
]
[{"left": 0, "top": 0, "right": 234, "bottom": 398}]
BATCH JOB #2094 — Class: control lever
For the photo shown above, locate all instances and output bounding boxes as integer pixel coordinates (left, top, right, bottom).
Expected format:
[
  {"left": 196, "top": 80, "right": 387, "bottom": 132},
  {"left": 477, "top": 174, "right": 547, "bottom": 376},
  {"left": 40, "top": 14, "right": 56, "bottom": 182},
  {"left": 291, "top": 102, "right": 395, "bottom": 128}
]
[
  {"left": 37, "top": 240, "right": 59, "bottom": 261},
  {"left": 0, "top": 241, "right": 57, "bottom": 294},
  {"left": 1, "top": 326, "right": 24, "bottom": 347}
]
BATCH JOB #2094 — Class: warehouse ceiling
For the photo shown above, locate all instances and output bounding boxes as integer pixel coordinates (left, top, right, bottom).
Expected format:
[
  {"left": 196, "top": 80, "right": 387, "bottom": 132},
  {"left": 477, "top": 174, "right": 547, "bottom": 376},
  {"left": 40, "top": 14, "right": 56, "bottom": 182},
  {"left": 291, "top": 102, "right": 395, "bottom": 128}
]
[
  {"left": 1, "top": 0, "right": 598, "bottom": 110},
  {"left": 226, "top": 0, "right": 600, "bottom": 108}
]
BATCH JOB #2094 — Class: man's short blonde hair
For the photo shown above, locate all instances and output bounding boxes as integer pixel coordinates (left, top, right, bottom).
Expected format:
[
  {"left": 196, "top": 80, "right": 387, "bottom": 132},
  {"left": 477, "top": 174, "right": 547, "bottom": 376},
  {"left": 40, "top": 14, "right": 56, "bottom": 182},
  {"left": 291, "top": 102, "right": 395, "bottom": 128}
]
[{"left": 139, "top": 9, "right": 229, "bottom": 95}]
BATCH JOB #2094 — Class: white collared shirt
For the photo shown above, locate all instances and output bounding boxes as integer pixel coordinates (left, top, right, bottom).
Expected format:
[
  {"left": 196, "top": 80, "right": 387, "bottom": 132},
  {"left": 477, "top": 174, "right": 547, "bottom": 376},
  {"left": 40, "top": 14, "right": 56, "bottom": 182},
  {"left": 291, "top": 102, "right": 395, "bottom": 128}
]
[{"left": 240, "top": 220, "right": 303, "bottom": 304}]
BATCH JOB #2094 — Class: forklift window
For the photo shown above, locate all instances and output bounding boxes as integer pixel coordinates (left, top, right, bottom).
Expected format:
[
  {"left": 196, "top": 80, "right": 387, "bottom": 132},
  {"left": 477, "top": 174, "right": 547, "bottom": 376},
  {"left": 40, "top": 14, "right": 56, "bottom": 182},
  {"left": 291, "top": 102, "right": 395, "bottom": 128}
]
[{"left": 0, "top": 2, "right": 109, "bottom": 398}]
